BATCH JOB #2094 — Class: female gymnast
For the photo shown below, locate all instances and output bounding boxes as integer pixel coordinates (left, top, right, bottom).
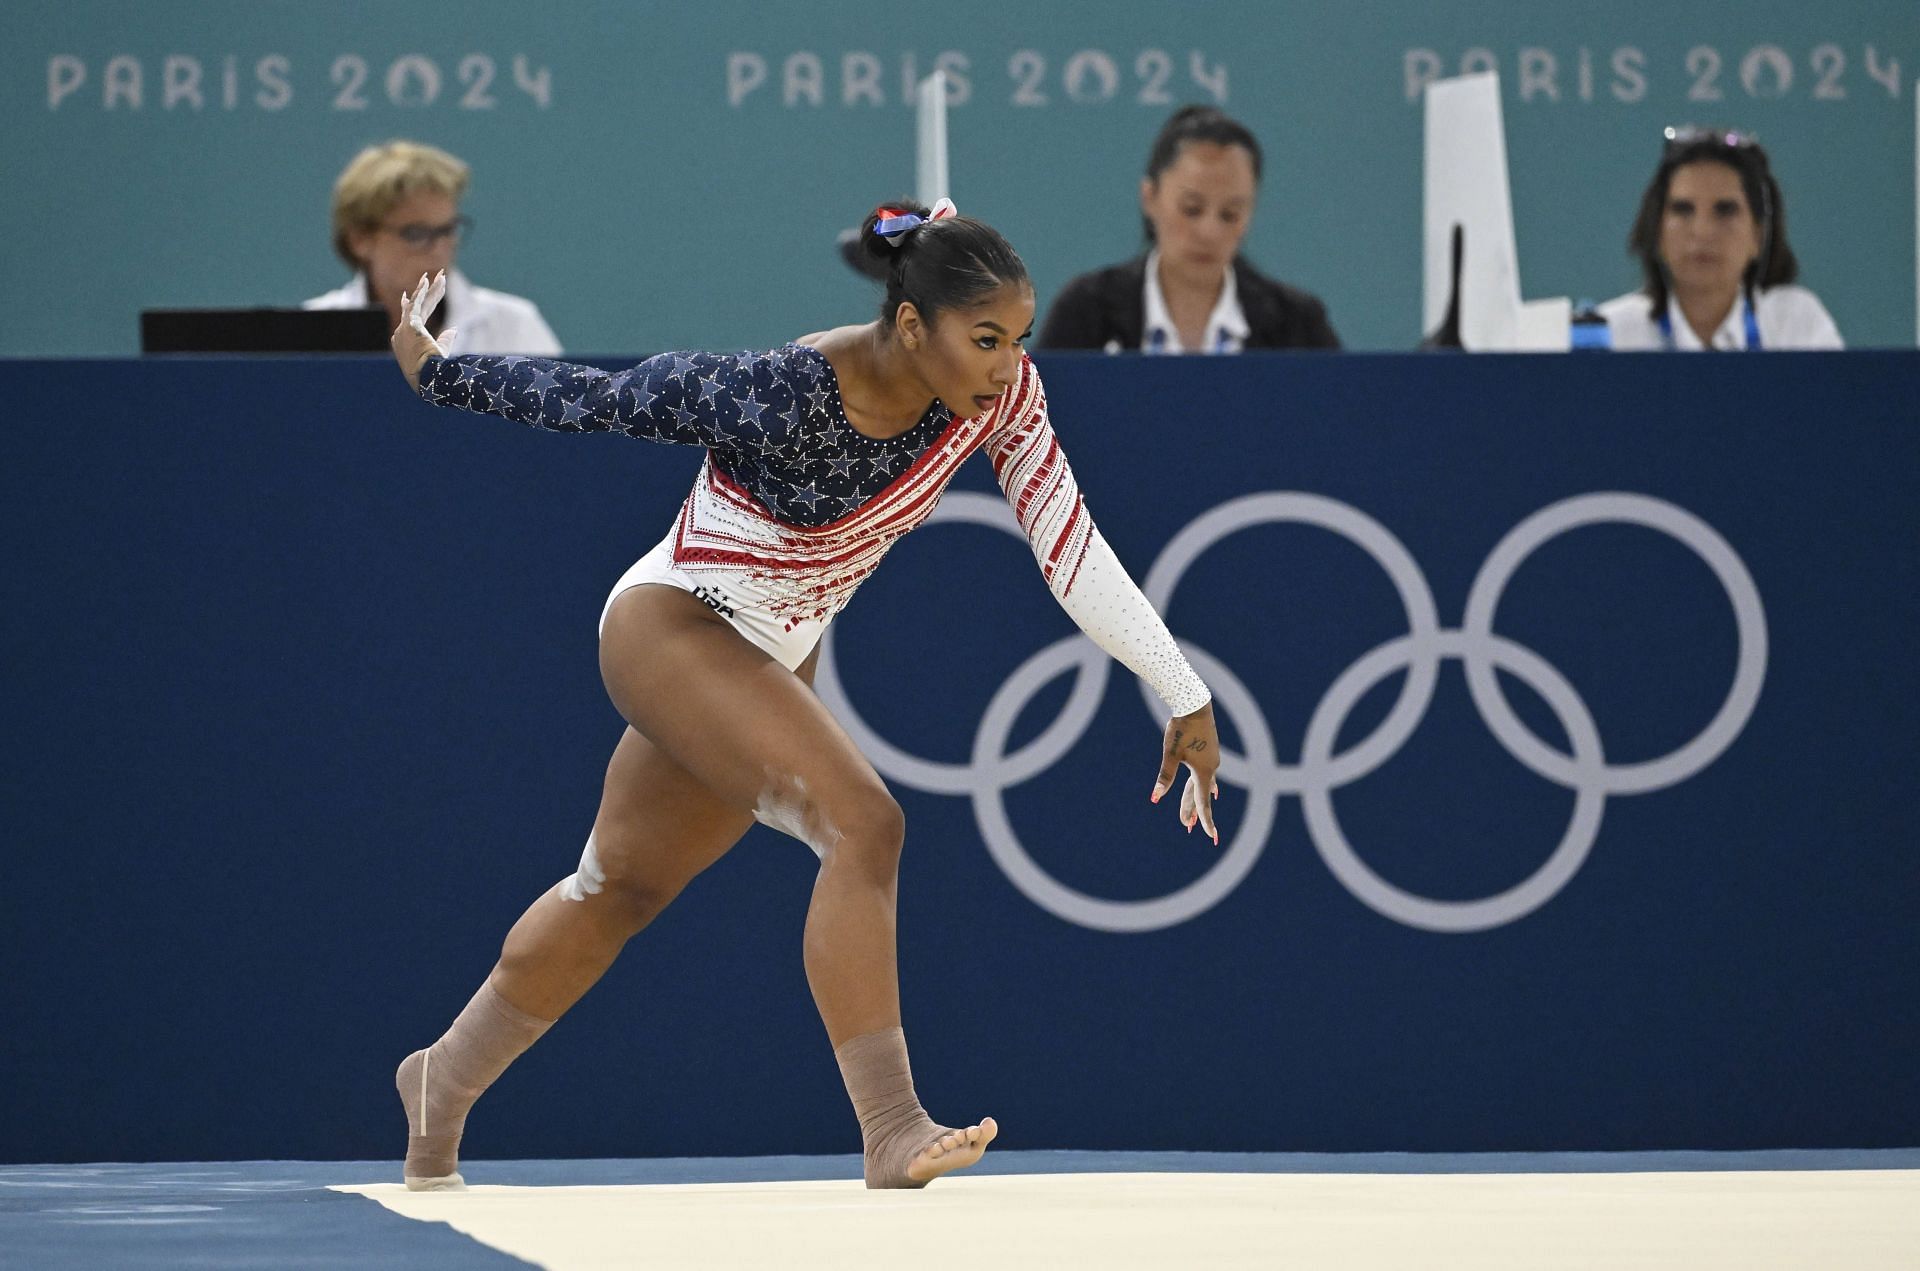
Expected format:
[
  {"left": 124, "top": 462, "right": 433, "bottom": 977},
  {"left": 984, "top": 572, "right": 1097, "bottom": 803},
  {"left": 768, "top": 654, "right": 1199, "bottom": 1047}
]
[{"left": 387, "top": 200, "right": 1223, "bottom": 1191}]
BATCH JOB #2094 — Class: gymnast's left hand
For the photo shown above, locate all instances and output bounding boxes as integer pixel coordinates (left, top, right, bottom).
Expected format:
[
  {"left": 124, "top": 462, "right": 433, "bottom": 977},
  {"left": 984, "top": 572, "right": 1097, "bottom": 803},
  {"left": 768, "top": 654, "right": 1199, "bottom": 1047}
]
[
  {"left": 391, "top": 269, "right": 457, "bottom": 390},
  {"left": 1151, "top": 700, "right": 1222, "bottom": 844}
]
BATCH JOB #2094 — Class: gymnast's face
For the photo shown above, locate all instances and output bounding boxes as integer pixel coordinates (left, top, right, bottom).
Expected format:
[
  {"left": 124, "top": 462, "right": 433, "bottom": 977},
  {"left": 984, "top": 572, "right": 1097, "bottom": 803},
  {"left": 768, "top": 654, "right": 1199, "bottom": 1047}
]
[
  {"left": 1142, "top": 141, "right": 1258, "bottom": 284},
  {"left": 349, "top": 189, "right": 463, "bottom": 309},
  {"left": 1659, "top": 161, "right": 1762, "bottom": 298},
  {"left": 899, "top": 282, "right": 1036, "bottom": 420}
]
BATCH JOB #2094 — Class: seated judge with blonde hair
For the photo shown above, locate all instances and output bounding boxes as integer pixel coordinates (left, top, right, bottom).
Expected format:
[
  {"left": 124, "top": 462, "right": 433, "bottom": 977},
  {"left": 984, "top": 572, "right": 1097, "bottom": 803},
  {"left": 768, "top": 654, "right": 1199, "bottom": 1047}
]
[{"left": 307, "top": 140, "right": 561, "bottom": 356}]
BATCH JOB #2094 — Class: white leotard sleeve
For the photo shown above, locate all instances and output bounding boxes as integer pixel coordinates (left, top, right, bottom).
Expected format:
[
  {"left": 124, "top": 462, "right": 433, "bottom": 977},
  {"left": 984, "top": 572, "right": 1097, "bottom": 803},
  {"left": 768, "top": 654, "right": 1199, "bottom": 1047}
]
[{"left": 982, "top": 358, "right": 1212, "bottom": 718}]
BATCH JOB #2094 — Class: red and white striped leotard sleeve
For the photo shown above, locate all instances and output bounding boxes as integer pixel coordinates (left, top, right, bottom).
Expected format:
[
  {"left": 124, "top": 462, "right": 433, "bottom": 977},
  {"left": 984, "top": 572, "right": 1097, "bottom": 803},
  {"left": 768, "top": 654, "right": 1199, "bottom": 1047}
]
[{"left": 983, "top": 358, "right": 1212, "bottom": 718}]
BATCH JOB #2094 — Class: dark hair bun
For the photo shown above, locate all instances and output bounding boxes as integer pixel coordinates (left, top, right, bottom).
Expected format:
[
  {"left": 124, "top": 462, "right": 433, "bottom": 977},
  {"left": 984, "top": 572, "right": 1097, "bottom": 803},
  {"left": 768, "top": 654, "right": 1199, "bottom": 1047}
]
[
  {"left": 858, "top": 199, "right": 932, "bottom": 272},
  {"left": 1144, "top": 104, "right": 1263, "bottom": 183}
]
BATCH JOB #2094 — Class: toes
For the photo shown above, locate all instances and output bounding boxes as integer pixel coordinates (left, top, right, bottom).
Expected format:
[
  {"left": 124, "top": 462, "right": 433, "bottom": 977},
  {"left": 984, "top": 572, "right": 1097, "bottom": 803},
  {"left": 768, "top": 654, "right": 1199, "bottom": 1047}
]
[
  {"left": 921, "top": 1128, "right": 977, "bottom": 1166},
  {"left": 905, "top": 1118, "right": 997, "bottom": 1183}
]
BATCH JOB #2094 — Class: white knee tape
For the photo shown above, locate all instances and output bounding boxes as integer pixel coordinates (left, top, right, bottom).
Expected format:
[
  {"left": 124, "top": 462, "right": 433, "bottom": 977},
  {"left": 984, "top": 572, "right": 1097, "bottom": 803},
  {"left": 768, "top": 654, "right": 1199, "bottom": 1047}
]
[{"left": 559, "top": 830, "right": 606, "bottom": 902}]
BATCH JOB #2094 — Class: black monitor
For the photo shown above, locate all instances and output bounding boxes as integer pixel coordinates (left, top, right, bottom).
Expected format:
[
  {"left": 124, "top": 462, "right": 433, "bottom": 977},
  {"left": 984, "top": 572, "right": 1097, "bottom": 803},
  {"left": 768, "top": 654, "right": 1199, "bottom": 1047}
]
[{"left": 140, "top": 307, "right": 391, "bottom": 354}]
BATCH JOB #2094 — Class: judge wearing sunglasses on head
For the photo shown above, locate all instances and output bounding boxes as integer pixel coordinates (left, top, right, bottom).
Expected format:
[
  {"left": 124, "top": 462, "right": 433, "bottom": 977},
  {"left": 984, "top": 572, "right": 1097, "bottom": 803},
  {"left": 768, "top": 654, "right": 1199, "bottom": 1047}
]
[
  {"left": 307, "top": 140, "right": 562, "bottom": 356},
  {"left": 1599, "top": 127, "right": 1841, "bottom": 351}
]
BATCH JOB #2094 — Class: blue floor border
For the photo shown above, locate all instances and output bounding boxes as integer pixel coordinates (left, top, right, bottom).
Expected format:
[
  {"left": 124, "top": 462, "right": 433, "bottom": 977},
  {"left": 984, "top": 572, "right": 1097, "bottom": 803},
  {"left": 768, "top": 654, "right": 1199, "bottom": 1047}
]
[{"left": 0, "top": 1162, "right": 533, "bottom": 1270}]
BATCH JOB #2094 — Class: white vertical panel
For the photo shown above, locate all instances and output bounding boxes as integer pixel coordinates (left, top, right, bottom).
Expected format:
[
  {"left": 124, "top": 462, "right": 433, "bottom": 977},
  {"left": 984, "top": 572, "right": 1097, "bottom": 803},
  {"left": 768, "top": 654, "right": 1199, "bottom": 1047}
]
[
  {"left": 1423, "top": 73, "right": 1521, "bottom": 350},
  {"left": 916, "top": 71, "right": 949, "bottom": 208}
]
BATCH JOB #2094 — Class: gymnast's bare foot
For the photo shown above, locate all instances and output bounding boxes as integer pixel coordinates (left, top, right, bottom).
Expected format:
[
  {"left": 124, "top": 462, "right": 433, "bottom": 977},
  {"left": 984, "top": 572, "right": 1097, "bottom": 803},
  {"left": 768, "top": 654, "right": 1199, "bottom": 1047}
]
[{"left": 906, "top": 1117, "right": 998, "bottom": 1183}]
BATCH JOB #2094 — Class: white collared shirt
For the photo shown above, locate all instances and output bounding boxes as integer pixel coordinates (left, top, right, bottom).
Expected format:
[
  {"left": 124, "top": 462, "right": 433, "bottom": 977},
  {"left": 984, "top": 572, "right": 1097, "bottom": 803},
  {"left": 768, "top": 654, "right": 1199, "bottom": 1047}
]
[
  {"left": 1598, "top": 285, "right": 1843, "bottom": 351},
  {"left": 304, "top": 269, "right": 563, "bottom": 356},
  {"left": 1138, "top": 250, "right": 1251, "bottom": 354}
]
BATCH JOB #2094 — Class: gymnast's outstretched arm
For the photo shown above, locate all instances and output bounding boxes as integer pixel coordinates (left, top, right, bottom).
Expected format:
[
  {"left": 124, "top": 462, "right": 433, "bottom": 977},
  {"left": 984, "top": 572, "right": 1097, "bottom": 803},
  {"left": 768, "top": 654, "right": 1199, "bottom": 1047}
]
[
  {"left": 388, "top": 268, "right": 767, "bottom": 450},
  {"left": 983, "top": 356, "right": 1223, "bottom": 839}
]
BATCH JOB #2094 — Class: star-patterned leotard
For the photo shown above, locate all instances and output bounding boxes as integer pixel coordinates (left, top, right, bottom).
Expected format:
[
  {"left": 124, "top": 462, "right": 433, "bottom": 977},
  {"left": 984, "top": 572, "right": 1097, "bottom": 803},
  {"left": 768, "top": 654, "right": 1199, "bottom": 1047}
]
[{"left": 415, "top": 343, "right": 1210, "bottom": 716}]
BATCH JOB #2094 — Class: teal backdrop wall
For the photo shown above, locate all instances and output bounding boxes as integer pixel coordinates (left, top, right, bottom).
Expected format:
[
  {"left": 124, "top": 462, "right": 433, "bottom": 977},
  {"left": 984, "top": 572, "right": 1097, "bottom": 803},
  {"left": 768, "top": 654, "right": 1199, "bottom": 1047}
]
[{"left": 3, "top": 0, "right": 1915, "bottom": 356}]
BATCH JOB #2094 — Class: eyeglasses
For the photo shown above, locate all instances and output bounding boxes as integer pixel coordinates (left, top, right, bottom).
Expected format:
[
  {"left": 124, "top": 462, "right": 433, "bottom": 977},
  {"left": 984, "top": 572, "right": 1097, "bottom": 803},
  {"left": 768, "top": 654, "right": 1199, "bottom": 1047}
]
[
  {"left": 379, "top": 215, "right": 471, "bottom": 248},
  {"left": 1662, "top": 125, "right": 1758, "bottom": 155}
]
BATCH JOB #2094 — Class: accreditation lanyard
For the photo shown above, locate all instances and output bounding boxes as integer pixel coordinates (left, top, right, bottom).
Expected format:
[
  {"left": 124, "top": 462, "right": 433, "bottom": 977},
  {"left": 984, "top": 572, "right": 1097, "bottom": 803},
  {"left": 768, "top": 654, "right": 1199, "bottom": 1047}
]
[{"left": 1658, "top": 302, "right": 1763, "bottom": 351}]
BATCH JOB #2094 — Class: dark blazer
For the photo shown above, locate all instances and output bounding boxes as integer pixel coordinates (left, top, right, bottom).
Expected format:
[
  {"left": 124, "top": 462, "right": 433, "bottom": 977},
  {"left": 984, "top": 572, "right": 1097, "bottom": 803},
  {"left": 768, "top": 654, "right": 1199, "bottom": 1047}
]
[{"left": 1037, "top": 255, "right": 1340, "bottom": 351}]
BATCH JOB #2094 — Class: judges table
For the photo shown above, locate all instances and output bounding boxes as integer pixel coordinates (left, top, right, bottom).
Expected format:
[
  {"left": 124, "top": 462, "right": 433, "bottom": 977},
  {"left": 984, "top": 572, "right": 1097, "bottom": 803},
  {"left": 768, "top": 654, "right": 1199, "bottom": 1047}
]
[{"left": 2, "top": 350, "right": 1915, "bottom": 1163}]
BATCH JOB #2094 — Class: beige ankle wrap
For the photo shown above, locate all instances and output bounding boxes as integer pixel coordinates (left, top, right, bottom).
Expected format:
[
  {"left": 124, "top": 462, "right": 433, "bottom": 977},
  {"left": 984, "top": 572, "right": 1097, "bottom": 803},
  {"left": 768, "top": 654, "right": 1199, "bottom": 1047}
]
[
  {"left": 397, "top": 978, "right": 554, "bottom": 1187},
  {"left": 833, "top": 1026, "right": 951, "bottom": 1189}
]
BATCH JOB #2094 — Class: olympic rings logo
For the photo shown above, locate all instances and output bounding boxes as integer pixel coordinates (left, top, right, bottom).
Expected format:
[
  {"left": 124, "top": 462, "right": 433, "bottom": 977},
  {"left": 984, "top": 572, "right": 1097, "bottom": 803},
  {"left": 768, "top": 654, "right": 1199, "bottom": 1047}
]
[{"left": 814, "top": 491, "right": 1767, "bottom": 935}]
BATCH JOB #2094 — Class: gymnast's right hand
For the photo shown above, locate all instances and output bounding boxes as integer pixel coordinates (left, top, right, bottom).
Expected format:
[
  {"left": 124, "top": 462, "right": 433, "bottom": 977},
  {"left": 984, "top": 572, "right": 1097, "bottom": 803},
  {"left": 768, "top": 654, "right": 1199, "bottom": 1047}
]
[{"left": 392, "top": 270, "right": 457, "bottom": 390}]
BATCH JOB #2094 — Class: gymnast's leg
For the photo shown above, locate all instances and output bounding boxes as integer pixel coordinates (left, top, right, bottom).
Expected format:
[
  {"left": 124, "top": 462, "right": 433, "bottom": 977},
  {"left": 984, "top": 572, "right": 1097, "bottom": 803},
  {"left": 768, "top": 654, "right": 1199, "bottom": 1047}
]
[
  {"left": 395, "top": 650, "right": 779, "bottom": 1188},
  {"left": 597, "top": 585, "right": 995, "bottom": 1187}
]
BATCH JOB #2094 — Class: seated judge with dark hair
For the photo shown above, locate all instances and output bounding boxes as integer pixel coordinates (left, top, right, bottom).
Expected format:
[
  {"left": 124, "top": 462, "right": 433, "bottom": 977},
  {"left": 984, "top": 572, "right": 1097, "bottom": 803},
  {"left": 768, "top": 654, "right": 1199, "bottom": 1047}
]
[
  {"left": 1037, "top": 105, "right": 1338, "bottom": 353},
  {"left": 1599, "top": 126, "right": 1840, "bottom": 351}
]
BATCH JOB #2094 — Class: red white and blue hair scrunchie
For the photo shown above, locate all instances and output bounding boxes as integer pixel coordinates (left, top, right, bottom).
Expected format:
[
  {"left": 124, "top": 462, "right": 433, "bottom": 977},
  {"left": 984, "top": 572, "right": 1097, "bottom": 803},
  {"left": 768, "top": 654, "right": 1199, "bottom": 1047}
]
[{"left": 873, "top": 197, "right": 957, "bottom": 247}]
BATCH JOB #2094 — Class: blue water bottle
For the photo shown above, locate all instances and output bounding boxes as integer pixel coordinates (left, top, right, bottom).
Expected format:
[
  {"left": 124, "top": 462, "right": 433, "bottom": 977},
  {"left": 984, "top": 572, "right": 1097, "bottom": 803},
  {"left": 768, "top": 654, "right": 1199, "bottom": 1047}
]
[{"left": 1570, "top": 299, "right": 1611, "bottom": 351}]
